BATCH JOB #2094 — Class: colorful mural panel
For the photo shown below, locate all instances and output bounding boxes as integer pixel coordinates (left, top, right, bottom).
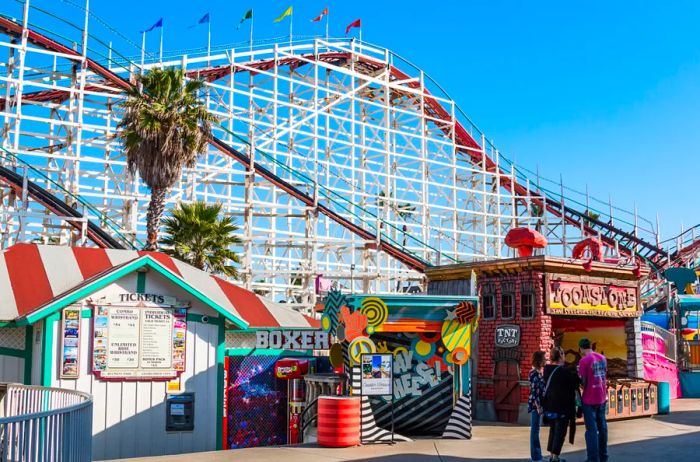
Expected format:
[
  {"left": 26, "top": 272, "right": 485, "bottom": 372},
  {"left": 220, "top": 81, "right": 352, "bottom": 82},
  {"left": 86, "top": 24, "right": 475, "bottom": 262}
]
[
  {"left": 370, "top": 333, "right": 455, "bottom": 435},
  {"left": 226, "top": 356, "right": 287, "bottom": 449}
]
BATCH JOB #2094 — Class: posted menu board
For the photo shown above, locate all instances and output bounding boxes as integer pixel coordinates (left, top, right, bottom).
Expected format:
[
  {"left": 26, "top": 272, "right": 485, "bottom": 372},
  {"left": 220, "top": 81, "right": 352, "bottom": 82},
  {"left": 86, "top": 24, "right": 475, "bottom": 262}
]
[
  {"left": 360, "top": 353, "right": 393, "bottom": 396},
  {"left": 93, "top": 305, "right": 187, "bottom": 380},
  {"left": 60, "top": 307, "right": 81, "bottom": 378}
]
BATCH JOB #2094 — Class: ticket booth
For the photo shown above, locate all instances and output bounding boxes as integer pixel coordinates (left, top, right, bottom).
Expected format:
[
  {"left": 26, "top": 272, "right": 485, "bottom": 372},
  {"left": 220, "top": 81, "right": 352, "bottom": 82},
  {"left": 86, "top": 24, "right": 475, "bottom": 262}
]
[{"left": 0, "top": 244, "right": 318, "bottom": 460}]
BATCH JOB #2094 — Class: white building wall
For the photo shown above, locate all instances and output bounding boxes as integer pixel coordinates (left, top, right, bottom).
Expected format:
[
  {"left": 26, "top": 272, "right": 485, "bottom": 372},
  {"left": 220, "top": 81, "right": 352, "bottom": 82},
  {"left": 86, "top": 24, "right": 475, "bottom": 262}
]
[{"left": 47, "top": 271, "right": 222, "bottom": 461}]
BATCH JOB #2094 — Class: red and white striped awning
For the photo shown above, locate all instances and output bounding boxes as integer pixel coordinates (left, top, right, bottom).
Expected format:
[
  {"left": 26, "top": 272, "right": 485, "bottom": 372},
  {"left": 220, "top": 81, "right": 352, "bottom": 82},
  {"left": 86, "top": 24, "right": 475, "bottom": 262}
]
[{"left": 0, "top": 243, "right": 318, "bottom": 329}]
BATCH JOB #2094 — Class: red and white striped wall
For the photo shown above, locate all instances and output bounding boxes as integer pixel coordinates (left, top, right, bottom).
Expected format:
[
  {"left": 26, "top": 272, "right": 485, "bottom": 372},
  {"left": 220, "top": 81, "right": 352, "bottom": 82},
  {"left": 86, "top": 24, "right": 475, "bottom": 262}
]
[{"left": 0, "top": 243, "right": 318, "bottom": 329}]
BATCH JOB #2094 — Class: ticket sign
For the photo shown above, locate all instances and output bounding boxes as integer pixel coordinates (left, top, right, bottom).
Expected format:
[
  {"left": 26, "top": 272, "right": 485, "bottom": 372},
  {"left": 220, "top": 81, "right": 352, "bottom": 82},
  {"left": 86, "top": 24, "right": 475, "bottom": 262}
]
[
  {"left": 93, "top": 304, "right": 187, "bottom": 380},
  {"left": 360, "top": 353, "right": 393, "bottom": 396},
  {"left": 107, "top": 308, "right": 140, "bottom": 368}
]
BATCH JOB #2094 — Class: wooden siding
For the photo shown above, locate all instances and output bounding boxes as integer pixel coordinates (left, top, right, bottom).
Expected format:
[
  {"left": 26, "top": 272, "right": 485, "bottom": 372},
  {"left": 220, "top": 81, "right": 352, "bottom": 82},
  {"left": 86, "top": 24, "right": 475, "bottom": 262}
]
[{"left": 48, "top": 272, "right": 221, "bottom": 461}]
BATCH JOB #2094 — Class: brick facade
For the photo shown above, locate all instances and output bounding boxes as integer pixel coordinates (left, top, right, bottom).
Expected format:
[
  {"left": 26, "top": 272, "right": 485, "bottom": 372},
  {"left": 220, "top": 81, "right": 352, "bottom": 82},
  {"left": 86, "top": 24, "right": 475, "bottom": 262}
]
[
  {"left": 426, "top": 256, "right": 646, "bottom": 424},
  {"left": 476, "top": 271, "right": 554, "bottom": 418}
]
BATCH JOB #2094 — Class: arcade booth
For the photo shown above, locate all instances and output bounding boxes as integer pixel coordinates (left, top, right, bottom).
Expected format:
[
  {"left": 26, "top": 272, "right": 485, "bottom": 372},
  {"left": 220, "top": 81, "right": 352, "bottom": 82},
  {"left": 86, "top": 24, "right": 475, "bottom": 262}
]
[
  {"left": 0, "top": 244, "right": 319, "bottom": 461},
  {"left": 426, "top": 252, "right": 659, "bottom": 424},
  {"left": 318, "top": 291, "right": 478, "bottom": 442}
]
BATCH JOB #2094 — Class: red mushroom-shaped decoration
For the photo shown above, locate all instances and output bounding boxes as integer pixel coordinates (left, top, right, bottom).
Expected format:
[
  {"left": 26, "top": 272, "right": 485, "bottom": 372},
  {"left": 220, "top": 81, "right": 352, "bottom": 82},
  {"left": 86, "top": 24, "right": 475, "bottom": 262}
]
[
  {"left": 572, "top": 237, "right": 604, "bottom": 262},
  {"left": 505, "top": 227, "right": 548, "bottom": 257}
]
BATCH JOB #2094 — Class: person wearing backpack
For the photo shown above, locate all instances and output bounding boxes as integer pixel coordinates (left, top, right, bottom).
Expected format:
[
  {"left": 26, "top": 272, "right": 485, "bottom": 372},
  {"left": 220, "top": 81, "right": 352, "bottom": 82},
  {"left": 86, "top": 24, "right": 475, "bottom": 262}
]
[
  {"left": 542, "top": 347, "right": 579, "bottom": 462},
  {"left": 528, "top": 351, "right": 547, "bottom": 461}
]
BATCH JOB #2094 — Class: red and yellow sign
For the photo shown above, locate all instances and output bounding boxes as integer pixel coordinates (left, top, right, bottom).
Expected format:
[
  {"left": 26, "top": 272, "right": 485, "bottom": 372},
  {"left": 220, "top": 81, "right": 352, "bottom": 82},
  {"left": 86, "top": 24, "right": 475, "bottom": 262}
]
[{"left": 547, "top": 278, "right": 640, "bottom": 318}]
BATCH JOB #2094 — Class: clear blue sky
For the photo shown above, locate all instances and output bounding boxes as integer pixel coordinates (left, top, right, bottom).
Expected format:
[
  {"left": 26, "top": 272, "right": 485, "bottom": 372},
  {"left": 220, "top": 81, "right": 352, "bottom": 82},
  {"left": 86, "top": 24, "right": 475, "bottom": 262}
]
[{"left": 16, "top": 0, "right": 700, "bottom": 240}]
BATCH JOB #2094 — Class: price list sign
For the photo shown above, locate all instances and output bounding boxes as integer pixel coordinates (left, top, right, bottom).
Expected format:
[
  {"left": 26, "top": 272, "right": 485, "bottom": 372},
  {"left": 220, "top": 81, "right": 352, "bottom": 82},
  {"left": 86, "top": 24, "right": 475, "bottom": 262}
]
[
  {"left": 93, "top": 303, "right": 187, "bottom": 380},
  {"left": 107, "top": 308, "right": 140, "bottom": 368}
]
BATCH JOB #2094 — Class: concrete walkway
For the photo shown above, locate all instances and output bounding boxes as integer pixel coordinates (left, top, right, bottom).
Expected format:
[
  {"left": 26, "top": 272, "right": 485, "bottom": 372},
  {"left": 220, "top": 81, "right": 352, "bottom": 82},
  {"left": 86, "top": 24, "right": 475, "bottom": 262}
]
[{"left": 108, "top": 399, "right": 700, "bottom": 462}]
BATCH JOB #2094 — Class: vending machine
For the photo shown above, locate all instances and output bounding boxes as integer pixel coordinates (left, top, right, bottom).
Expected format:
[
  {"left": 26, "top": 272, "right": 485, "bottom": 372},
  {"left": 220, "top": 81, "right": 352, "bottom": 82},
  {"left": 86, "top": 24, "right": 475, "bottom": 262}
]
[{"left": 274, "top": 358, "right": 316, "bottom": 444}]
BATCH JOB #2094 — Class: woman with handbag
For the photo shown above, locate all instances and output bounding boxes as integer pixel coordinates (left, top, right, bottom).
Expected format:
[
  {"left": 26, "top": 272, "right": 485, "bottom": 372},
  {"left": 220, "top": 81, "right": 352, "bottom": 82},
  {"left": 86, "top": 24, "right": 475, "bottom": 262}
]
[{"left": 542, "top": 347, "right": 580, "bottom": 462}]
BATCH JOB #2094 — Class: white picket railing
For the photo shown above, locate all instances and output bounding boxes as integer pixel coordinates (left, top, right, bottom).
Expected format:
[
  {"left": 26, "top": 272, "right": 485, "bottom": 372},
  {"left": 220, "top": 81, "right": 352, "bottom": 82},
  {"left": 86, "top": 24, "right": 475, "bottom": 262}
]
[
  {"left": 0, "top": 384, "right": 92, "bottom": 462},
  {"left": 640, "top": 321, "right": 677, "bottom": 363}
]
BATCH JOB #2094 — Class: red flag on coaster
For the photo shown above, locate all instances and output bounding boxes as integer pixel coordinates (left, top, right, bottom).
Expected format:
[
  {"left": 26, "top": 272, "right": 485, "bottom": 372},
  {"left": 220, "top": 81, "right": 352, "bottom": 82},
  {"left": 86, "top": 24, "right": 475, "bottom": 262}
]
[
  {"left": 311, "top": 7, "right": 328, "bottom": 22},
  {"left": 345, "top": 18, "right": 361, "bottom": 35}
]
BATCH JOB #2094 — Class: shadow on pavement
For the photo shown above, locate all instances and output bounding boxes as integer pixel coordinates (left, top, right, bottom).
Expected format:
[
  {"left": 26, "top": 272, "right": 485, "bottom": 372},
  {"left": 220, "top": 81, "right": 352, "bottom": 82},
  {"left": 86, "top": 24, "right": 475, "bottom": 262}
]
[
  {"left": 347, "top": 430, "right": 700, "bottom": 461},
  {"left": 651, "top": 410, "right": 700, "bottom": 426}
]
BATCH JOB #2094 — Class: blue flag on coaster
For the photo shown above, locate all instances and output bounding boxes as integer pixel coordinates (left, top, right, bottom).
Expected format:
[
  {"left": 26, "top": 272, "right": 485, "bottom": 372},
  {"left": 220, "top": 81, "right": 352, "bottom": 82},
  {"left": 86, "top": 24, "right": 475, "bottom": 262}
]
[
  {"left": 142, "top": 18, "right": 163, "bottom": 33},
  {"left": 188, "top": 13, "right": 210, "bottom": 29}
]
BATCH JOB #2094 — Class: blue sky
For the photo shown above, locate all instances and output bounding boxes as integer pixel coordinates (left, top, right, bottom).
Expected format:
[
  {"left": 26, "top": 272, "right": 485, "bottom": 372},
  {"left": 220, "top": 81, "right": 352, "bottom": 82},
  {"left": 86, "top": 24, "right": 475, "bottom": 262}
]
[{"left": 14, "top": 0, "right": 700, "bottom": 240}]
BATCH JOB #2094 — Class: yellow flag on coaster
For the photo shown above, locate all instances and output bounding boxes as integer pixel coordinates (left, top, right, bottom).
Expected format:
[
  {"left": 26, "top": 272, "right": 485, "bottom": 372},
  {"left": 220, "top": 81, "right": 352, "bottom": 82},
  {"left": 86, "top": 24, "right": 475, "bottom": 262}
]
[{"left": 274, "top": 6, "right": 293, "bottom": 22}]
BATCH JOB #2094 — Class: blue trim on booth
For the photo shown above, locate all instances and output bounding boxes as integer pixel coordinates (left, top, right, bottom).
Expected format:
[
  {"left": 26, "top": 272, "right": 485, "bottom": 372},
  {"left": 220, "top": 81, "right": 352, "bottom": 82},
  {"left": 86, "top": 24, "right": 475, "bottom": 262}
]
[{"left": 225, "top": 348, "right": 311, "bottom": 357}]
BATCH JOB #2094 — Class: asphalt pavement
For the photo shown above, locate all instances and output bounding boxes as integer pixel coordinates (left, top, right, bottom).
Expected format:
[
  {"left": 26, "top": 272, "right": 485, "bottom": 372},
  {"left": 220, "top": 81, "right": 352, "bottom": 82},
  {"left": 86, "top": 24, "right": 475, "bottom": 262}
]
[{"left": 106, "top": 399, "right": 700, "bottom": 462}]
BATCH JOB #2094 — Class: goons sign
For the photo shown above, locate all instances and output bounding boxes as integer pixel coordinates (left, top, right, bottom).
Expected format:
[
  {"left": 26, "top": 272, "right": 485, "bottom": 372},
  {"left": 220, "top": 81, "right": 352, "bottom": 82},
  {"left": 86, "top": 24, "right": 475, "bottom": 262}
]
[{"left": 256, "top": 330, "right": 331, "bottom": 350}]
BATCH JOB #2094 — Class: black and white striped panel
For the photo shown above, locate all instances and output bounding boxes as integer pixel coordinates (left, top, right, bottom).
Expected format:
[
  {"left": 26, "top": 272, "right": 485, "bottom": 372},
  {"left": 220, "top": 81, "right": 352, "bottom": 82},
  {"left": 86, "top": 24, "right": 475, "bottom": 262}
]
[
  {"left": 351, "top": 364, "right": 361, "bottom": 392},
  {"left": 349, "top": 365, "right": 412, "bottom": 443},
  {"left": 441, "top": 391, "right": 473, "bottom": 440},
  {"left": 360, "top": 396, "right": 412, "bottom": 443}
]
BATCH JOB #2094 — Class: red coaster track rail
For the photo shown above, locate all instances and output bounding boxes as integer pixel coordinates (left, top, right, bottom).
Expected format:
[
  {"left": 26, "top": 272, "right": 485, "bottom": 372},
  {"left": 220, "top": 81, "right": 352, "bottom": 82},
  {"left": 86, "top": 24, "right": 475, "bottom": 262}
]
[{"left": 0, "top": 15, "right": 690, "bottom": 271}]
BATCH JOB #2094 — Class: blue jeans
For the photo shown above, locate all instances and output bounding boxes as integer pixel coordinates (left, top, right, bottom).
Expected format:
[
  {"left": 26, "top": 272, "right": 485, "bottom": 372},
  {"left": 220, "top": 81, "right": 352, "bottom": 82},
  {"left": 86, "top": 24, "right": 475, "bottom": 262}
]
[
  {"left": 530, "top": 411, "right": 542, "bottom": 461},
  {"left": 582, "top": 403, "right": 608, "bottom": 462}
]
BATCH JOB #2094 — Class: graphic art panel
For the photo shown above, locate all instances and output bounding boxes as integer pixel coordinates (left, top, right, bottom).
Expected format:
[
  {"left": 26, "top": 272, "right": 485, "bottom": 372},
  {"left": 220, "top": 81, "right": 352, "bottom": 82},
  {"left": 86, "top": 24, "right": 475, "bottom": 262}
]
[
  {"left": 226, "top": 356, "right": 288, "bottom": 449},
  {"left": 370, "top": 333, "right": 455, "bottom": 435}
]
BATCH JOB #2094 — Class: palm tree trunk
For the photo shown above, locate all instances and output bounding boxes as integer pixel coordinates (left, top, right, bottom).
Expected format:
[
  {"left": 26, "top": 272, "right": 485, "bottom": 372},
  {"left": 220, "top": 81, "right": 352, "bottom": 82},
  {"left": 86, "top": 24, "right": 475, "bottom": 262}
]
[{"left": 146, "top": 186, "right": 168, "bottom": 250}]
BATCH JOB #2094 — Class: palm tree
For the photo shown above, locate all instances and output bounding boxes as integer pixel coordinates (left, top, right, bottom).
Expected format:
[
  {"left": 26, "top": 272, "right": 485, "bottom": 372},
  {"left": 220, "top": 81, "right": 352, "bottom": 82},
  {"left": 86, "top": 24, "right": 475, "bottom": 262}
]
[
  {"left": 159, "top": 201, "right": 242, "bottom": 278},
  {"left": 118, "top": 68, "right": 215, "bottom": 249}
]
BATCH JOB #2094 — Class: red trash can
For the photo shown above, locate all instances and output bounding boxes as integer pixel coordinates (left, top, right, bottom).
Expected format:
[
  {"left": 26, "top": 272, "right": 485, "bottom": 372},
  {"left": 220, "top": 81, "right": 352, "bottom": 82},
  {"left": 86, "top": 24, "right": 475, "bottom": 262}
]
[{"left": 317, "top": 396, "right": 361, "bottom": 447}]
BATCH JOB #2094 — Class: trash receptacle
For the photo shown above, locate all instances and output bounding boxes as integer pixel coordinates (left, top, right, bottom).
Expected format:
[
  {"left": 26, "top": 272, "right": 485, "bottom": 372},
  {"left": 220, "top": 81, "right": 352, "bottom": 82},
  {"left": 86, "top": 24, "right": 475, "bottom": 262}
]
[
  {"left": 657, "top": 381, "right": 670, "bottom": 414},
  {"left": 317, "top": 396, "right": 361, "bottom": 447}
]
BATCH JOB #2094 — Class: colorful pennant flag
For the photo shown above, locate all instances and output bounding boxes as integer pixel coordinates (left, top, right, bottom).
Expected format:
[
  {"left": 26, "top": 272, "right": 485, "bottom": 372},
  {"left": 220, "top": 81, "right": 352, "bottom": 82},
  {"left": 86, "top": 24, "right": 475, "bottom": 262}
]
[
  {"left": 274, "top": 6, "right": 293, "bottom": 23},
  {"left": 311, "top": 7, "right": 328, "bottom": 22},
  {"left": 237, "top": 9, "right": 253, "bottom": 30},
  {"left": 188, "top": 13, "right": 209, "bottom": 29},
  {"left": 345, "top": 18, "right": 361, "bottom": 35},
  {"left": 142, "top": 18, "right": 163, "bottom": 33}
]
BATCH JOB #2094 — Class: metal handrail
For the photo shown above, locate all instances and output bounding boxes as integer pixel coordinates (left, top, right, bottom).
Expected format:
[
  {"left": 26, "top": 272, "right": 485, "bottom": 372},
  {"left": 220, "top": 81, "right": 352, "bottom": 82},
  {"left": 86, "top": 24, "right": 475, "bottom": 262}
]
[
  {"left": 299, "top": 397, "right": 320, "bottom": 444},
  {"left": 0, "top": 383, "right": 93, "bottom": 462}
]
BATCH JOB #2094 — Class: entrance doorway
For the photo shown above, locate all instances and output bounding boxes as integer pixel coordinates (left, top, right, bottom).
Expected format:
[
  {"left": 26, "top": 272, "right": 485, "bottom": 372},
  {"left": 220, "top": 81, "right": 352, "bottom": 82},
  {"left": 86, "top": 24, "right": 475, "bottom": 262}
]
[{"left": 494, "top": 359, "right": 520, "bottom": 423}]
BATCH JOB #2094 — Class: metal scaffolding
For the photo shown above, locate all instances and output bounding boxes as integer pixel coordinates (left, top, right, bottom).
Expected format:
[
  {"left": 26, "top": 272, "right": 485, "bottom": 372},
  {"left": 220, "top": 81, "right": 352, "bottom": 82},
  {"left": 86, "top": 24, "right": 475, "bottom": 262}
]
[{"left": 0, "top": 2, "right": 692, "bottom": 312}]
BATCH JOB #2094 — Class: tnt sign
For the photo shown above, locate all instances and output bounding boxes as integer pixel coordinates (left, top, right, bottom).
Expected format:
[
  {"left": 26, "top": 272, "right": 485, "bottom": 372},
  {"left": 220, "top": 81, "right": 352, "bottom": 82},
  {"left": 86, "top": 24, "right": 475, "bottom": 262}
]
[{"left": 495, "top": 324, "right": 520, "bottom": 348}]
